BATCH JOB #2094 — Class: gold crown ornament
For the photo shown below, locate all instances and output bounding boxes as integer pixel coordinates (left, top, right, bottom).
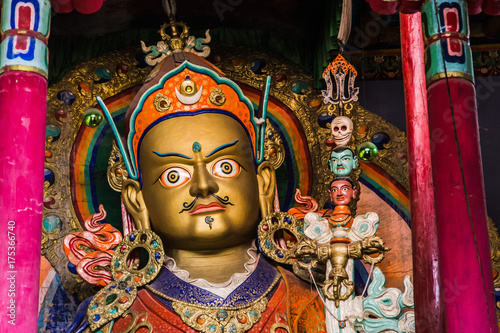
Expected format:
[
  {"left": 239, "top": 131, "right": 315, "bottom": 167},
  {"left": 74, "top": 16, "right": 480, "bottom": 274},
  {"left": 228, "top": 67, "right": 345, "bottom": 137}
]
[{"left": 98, "top": 22, "right": 271, "bottom": 181}]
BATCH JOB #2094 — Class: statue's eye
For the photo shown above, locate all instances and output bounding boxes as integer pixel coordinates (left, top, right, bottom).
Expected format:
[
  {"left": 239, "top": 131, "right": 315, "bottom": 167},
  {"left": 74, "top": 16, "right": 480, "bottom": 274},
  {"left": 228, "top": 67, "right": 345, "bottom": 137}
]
[
  {"left": 341, "top": 125, "right": 347, "bottom": 131},
  {"left": 160, "top": 167, "right": 191, "bottom": 187},
  {"left": 212, "top": 159, "right": 240, "bottom": 178},
  {"left": 342, "top": 186, "right": 349, "bottom": 191},
  {"left": 333, "top": 126, "right": 339, "bottom": 132}
]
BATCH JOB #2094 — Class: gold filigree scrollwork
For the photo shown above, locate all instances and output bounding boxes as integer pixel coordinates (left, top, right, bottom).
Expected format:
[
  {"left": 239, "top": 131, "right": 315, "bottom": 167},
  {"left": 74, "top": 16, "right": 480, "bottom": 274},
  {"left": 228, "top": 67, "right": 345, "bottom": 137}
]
[
  {"left": 270, "top": 313, "right": 291, "bottom": 333},
  {"left": 263, "top": 120, "right": 285, "bottom": 170},
  {"left": 120, "top": 309, "right": 153, "bottom": 333},
  {"left": 108, "top": 140, "right": 128, "bottom": 192},
  {"left": 172, "top": 298, "right": 268, "bottom": 333},
  {"left": 153, "top": 91, "right": 172, "bottom": 112},
  {"left": 44, "top": 47, "right": 151, "bottom": 297},
  {"left": 209, "top": 87, "right": 226, "bottom": 106}
]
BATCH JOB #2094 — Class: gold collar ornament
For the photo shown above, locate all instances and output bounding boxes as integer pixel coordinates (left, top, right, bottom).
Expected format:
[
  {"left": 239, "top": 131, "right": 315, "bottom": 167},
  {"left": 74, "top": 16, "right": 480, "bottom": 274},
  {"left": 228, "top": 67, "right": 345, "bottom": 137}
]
[{"left": 145, "top": 275, "right": 281, "bottom": 333}]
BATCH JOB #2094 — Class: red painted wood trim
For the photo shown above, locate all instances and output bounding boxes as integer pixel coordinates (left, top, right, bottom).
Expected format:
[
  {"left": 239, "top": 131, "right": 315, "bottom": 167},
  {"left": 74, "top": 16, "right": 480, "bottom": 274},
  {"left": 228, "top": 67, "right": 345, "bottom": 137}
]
[{"left": 400, "top": 12, "right": 446, "bottom": 332}]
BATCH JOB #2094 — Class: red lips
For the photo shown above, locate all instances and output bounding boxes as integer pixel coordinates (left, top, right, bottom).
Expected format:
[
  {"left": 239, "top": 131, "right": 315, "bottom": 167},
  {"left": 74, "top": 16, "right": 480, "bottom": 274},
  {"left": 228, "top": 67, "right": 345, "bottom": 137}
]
[{"left": 189, "top": 202, "right": 226, "bottom": 215}]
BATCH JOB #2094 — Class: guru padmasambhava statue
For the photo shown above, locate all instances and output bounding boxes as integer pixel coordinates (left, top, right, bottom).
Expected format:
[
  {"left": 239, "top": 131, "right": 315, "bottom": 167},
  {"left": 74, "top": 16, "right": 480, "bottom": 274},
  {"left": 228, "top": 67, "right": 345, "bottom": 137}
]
[{"left": 68, "top": 50, "right": 327, "bottom": 333}]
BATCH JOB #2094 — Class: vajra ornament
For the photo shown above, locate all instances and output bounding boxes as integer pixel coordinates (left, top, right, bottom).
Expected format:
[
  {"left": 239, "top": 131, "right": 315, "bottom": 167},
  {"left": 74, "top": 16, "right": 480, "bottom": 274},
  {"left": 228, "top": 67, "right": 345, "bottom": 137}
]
[{"left": 258, "top": 185, "right": 414, "bottom": 332}]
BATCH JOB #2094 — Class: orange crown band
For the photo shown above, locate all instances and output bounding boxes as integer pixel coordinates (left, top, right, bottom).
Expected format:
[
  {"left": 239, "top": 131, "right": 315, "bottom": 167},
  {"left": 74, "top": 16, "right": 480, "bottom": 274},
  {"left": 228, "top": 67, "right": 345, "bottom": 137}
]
[{"left": 125, "top": 60, "right": 258, "bottom": 180}]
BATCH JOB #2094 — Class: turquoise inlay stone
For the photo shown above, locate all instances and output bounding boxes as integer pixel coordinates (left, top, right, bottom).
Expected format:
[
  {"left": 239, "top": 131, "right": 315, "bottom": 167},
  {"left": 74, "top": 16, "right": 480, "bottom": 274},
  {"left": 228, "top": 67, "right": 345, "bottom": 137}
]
[
  {"left": 90, "top": 304, "right": 98, "bottom": 310},
  {"left": 151, "top": 240, "right": 158, "bottom": 249},
  {"left": 95, "top": 66, "right": 112, "bottom": 80},
  {"left": 185, "top": 310, "right": 194, "bottom": 317},
  {"left": 291, "top": 81, "right": 308, "bottom": 94},
  {"left": 216, "top": 309, "right": 227, "bottom": 321},
  {"left": 250, "top": 311, "right": 258, "bottom": 317},
  {"left": 46, "top": 124, "right": 61, "bottom": 141},
  {"left": 43, "top": 215, "right": 61, "bottom": 232},
  {"left": 228, "top": 324, "right": 237, "bottom": 333},
  {"left": 109, "top": 307, "right": 118, "bottom": 314},
  {"left": 208, "top": 325, "right": 216, "bottom": 332},
  {"left": 297, "top": 226, "right": 304, "bottom": 235},
  {"left": 114, "top": 260, "right": 121, "bottom": 268},
  {"left": 146, "top": 265, "right": 156, "bottom": 275},
  {"left": 264, "top": 239, "right": 273, "bottom": 249},
  {"left": 359, "top": 223, "right": 368, "bottom": 233},
  {"left": 192, "top": 141, "right": 202, "bottom": 153}
]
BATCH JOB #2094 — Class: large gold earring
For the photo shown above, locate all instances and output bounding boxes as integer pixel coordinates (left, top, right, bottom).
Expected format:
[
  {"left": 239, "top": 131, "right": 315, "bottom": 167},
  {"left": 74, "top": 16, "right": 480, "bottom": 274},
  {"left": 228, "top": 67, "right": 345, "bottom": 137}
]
[{"left": 87, "top": 229, "right": 164, "bottom": 331}]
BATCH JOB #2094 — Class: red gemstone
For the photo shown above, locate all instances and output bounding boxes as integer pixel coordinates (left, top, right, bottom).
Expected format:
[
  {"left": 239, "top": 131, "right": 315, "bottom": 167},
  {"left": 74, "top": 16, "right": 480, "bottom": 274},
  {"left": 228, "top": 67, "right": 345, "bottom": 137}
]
[
  {"left": 326, "top": 138, "right": 336, "bottom": 147},
  {"left": 262, "top": 224, "right": 269, "bottom": 231},
  {"left": 43, "top": 197, "right": 55, "bottom": 208},
  {"left": 212, "top": 54, "right": 221, "bottom": 64},
  {"left": 117, "top": 63, "right": 129, "bottom": 73},
  {"left": 120, "top": 245, "right": 127, "bottom": 253},
  {"left": 275, "top": 74, "right": 287, "bottom": 82},
  {"left": 55, "top": 110, "right": 67, "bottom": 121}
]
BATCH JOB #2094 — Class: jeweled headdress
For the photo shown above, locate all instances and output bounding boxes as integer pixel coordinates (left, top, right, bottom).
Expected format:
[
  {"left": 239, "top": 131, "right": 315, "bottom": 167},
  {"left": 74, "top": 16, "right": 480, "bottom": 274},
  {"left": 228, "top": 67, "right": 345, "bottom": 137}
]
[{"left": 98, "top": 22, "right": 271, "bottom": 181}]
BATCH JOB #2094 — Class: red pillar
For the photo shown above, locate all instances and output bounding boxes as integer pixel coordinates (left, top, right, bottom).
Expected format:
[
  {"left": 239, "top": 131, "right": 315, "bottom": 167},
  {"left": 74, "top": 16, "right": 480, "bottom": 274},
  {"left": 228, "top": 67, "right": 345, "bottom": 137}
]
[
  {"left": 400, "top": 12, "right": 445, "bottom": 332},
  {"left": 422, "top": 0, "right": 498, "bottom": 330}
]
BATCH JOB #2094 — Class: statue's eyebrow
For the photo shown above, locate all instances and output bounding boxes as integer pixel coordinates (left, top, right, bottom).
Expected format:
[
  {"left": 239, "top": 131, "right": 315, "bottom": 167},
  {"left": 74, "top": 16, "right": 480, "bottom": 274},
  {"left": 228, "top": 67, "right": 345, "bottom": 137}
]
[
  {"left": 205, "top": 139, "right": 239, "bottom": 158},
  {"left": 151, "top": 151, "right": 193, "bottom": 159}
]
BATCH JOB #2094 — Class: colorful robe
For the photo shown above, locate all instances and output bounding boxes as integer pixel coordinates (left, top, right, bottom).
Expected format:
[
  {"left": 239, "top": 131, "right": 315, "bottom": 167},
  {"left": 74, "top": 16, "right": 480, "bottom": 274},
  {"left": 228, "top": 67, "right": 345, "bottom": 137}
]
[{"left": 72, "top": 257, "right": 326, "bottom": 333}]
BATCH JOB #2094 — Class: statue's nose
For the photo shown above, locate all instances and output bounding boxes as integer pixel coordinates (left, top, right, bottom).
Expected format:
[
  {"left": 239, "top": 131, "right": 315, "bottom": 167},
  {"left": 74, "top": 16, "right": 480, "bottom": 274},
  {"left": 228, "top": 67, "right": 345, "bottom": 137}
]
[{"left": 189, "top": 162, "right": 219, "bottom": 197}]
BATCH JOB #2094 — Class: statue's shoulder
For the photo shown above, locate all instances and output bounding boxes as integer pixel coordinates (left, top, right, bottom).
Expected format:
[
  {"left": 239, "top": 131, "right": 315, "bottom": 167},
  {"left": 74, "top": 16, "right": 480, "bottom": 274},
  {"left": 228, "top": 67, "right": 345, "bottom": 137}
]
[{"left": 277, "top": 266, "right": 327, "bottom": 333}]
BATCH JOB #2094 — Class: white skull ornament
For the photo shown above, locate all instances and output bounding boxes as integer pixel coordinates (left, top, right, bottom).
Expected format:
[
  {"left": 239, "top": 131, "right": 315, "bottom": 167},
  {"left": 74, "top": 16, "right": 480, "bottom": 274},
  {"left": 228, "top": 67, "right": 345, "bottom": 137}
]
[{"left": 331, "top": 116, "right": 353, "bottom": 146}]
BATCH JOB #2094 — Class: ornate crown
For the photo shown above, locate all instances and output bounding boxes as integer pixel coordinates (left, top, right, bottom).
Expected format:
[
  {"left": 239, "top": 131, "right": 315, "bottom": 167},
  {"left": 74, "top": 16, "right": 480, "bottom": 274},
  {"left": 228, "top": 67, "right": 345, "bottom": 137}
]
[{"left": 98, "top": 22, "right": 271, "bottom": 181}]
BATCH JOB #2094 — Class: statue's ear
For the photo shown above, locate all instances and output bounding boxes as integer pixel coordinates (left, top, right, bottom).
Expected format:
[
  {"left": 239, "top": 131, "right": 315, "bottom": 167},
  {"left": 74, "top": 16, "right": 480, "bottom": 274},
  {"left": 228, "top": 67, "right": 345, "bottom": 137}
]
[
  {"left": 257, "top": 161, "right": 277, "bottom": 218},
  {"left": 121, "top": 179, "right": 150, "bottom": 230}
]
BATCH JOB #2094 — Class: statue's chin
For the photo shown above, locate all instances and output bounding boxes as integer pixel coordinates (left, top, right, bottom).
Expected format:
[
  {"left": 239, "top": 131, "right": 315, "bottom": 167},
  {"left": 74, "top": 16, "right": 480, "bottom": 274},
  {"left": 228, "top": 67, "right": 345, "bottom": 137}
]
[{"left": 154, "top": 218, "right": 259, "bottom": 252}]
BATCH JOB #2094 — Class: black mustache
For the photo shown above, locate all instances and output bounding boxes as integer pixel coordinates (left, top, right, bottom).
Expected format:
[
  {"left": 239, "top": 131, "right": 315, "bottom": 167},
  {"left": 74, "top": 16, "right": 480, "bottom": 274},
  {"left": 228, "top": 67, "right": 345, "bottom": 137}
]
[{"left": 179, "top": 194, "right": 234, "bottom": 214}]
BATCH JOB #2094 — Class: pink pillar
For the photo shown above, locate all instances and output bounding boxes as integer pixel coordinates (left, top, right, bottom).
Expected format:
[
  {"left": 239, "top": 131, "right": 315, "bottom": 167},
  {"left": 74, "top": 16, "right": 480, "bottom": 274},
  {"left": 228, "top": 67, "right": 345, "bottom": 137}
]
[
  {"left": 0, "top": 1, "right": 50, "bottom": 331},
  {"left": 0, "top": 72, "right": 47, "bottom": 330},
  {"left": 400, "top": 12, "right": 445, "bottom": 332}
]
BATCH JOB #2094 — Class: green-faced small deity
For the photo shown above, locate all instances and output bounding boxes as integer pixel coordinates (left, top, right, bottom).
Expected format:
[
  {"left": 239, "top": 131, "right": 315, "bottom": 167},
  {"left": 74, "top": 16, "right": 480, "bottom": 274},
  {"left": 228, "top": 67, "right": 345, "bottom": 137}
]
[{"left": 328, "top": 147, "right": 358, "bottom": 177}]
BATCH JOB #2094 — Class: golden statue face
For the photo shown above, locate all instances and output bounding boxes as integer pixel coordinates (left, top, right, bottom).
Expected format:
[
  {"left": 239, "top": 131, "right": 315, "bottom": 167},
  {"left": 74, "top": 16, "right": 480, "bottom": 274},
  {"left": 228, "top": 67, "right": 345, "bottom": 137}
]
[{"left": 125, "top": 113, "right": 272, "bottom": 251}]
